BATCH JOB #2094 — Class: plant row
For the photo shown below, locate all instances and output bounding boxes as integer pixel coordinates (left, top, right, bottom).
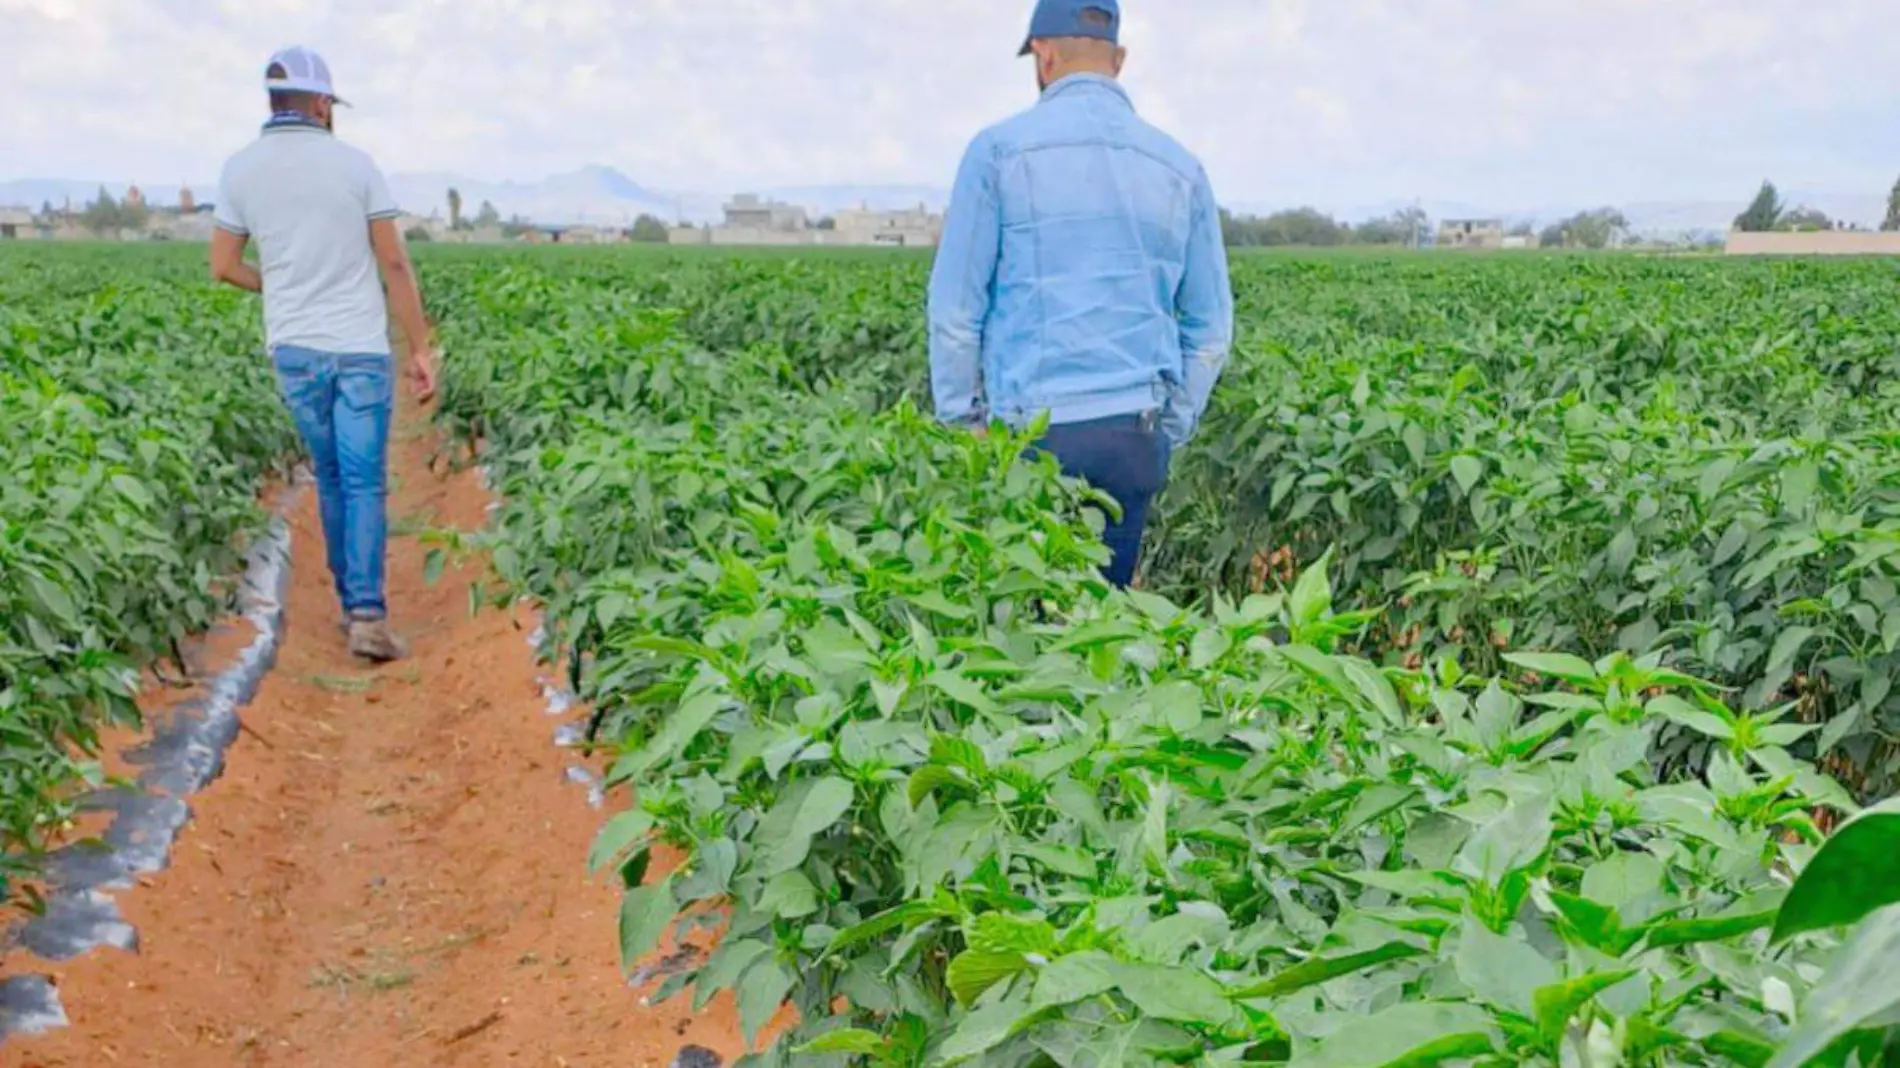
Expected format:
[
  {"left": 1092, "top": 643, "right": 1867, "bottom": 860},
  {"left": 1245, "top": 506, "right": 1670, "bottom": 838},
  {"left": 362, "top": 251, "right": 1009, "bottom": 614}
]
[
  {"left": 421, "top": 248, "right": 1900, "bottom": 795},
  {"left": 428, "top": 257, "right": 1900, "bottom": 1068},
  {"left": 0, "top": 246, "right": 296, "bottom": 907}
]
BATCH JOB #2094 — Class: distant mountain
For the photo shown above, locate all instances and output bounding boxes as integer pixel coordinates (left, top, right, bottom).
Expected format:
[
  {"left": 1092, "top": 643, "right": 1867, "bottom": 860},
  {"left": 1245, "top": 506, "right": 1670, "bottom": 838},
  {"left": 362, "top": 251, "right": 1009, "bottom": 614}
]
[
  {"left": 380, "top": 168, "right": 951, "bottom": 226},
  {"left": 387, "top": 165, "right": 678, "bottom": 226}
]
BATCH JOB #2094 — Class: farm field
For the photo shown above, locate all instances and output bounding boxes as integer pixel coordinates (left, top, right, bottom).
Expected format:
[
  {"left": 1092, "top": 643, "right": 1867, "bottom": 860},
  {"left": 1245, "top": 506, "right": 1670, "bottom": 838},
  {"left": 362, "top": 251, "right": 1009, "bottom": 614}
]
[{"left": 3, "top": 242, "right": 1900, "bottom": 1066}]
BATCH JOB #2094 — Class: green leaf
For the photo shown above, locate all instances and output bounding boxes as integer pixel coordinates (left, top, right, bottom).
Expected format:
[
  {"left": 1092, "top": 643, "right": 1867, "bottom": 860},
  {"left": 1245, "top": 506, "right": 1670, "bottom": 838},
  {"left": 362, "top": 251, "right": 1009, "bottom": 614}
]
[
  {"left": 906, "top": 589, "right": 974, "bottom": 620},
  {"left": 1230, "top": 942, "right": 1427, "bottom": 1000},
  {"left": 1532, "top": 970, "right": 1636, "bottom": 1042},
  {"left": 1111, "top": 962, "right": 1235, "bottom": 1026},
  {"left": 758, "top": 871, "right": 820, "bottom": 918},
  {"left": 795, "top": 1029, "right": 888, "bottom": 1056},
  {"left": 754, "top": 776, "right": 855, "bottom": 877},
  {"left": 736, "top": 958, "right": 795, "bottom": 1048},
  {"left": 1581, "top": 850, "right": 1665, "bottom": 913},
  {"left": 1189, "top": 627, "right": 1233, "bottom": 670},
  {"left": 617, "top": 875, "right": 677, "bottom": 972},
  {"left": 827, "top": 898, "right": 960, "bottom": 956},
  {"left": 1649, "top": 695, "right": 1735, "bottom": 741},
  {"left": 1455, "top": 794, "right": 1552, "bottom": 885},
  {"left": 1766, "top": 906, "right": 1900, "bottom": 1068},
  {"left": 941, "top": 995, "right": 1033, "bottom": 1063},
  {"left": 1032, "top": 951, "right": 1119, "bottom": 1009},
  {"left": 1291, "top": 1002, "right": 1497, "bottom": 1068},
  {"left": 969, "top": 912, "right": 1058, "bottom": 956},
  {"left": 24, "top": 572, "right": 79, "bottom": 629},
  {"left": 588, "top": 809, "right": 655, "bottom": 875},
  {"left": 1606, "top": 527, "right": 1639, "bottom": 579},
  {"left": 422, "top": 547, "right": 449, "bottom": 587},
  {"left": 1453, "top": 914, "right": 1556, "bottom": 1016},
  {"left": 693, "top": 938, "right": 770, "bottom": 1011},
  {"left": 1289, "top": 549, "right": 1335, "bottom": 625},
  {"left": 1781, "top": 460, "right": 1819, "bottom": 514},
  {"left": 1773, "top": 798, "right": 1900, "bottom": 943},
  {"left": 947, "top": 950, "right": 1031, "bottom": 1007},
  {"left": 1340, "top": 783, "right": 1420, "bottom": 837},
  {"left": 907, "top": 764, "right": 968, "bottom": 808},
  {"left": 1698, "top": 455, "right": 1739, "bottom": 502},
  {"left": 1504, "top": 651, "right": 1598, "bottom": 684},
  {"left": 1765, "top": 626, "right": 1817, "bottom": 677},
  {"left": 1403, "top": 422, "right": 1428, "bottom": 466},
  {"left": 927, "top": 669, "right": 998, "bottom": 713},
  {"left": 1642, "top": 909, "right": 1778, "bottom": 951},
  {"left": 1547, "top": 891, "right": 1628, "bottom": 954},
  {"left": 1450, "top": 455, "right": 1484, "bottom": 495},
  {"left": 618, "top": 687, "right": 730, "bottom": 778},
  {"left": 110, "top": 472, "right": 155, "bottom": 507},
  {"left": 1341, "top": 659, "right": 1405, "bottom": 726}
]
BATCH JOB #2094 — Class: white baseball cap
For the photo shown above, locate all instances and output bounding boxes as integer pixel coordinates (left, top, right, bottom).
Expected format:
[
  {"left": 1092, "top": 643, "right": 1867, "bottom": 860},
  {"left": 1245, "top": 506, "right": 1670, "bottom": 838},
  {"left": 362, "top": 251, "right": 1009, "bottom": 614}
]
[{"left": 264, "top": 46, "right": 349, "bottom": 105}]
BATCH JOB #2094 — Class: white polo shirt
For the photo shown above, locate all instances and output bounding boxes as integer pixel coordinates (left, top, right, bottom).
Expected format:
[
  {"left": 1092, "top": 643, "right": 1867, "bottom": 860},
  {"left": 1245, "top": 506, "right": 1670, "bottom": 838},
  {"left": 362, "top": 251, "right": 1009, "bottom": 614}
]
[{"left": 215, "top": 122, "right": 401, "bottom": 355}]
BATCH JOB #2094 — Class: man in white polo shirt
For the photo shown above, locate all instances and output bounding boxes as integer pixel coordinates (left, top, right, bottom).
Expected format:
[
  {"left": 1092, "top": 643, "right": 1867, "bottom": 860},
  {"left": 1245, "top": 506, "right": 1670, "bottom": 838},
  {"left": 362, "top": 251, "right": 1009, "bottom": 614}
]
[{"left": 211, "top": 47, "right": 436, "bottom": 663}]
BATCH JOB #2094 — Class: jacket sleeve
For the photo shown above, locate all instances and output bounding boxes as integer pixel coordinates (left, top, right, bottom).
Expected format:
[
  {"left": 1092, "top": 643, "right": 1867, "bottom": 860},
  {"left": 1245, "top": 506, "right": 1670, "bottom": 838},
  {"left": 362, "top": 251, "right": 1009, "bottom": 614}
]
[
  {"left": 927, "top": 133, "right": 1002, "bottom": 427},
  {"left": 1164, "top": 165, "right": 1235, "bottom": 447}
]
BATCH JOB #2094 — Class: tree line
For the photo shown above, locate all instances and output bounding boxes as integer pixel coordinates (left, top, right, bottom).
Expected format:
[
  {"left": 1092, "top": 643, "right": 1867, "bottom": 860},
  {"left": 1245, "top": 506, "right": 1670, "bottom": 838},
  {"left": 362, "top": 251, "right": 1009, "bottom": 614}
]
[
  {"left": 1220, "top": 207, "right": 1427, "bottom": 247},
  {"left": 1222, "top": 205, "right": 1636, "bottom": 249},
  {"left": 1730, "top": 177, "right": 1900, "bottom": 233}
]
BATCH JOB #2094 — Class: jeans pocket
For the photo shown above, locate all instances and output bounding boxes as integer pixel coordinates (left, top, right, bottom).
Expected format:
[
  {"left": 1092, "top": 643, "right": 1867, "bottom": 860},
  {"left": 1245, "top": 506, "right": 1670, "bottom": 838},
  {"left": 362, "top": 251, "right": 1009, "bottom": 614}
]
[
  {"left": 338, "top": 358, "right": 394, "bottom": 413},
  {"left": 270, "top": 349, "right": 322, "bottom": 416}
]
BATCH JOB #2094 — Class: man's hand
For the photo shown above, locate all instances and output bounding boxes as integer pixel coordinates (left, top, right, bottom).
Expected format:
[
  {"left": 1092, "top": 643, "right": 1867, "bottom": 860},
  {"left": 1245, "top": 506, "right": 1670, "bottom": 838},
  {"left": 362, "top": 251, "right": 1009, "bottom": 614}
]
[{"left": 408, "top": 346, "right": 439, "bottom": 404}]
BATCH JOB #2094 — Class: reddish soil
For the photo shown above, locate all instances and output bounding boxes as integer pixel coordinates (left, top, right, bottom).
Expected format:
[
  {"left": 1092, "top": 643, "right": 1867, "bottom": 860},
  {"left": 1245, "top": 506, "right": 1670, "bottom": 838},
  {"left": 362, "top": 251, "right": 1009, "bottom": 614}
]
[{"left": 4, "top": 398, "right": 747, "bottom": 1068}]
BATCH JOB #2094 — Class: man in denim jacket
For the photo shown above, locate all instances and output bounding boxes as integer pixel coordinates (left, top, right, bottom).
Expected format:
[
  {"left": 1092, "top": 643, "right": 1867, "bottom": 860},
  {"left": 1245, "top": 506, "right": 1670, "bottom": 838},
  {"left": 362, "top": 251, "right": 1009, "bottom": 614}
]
[{"left": 928, "top": 0, "right": 1235, "bottom": 588}]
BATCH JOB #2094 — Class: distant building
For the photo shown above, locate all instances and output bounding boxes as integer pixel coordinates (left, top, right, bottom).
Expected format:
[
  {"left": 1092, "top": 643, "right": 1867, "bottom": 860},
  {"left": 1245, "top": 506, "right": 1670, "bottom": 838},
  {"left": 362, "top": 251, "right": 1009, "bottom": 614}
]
[
  {"left": 397, "top": 212, "right": 446, "bottom": 241},
  {"left": 671, "top": 195, "right": 945, "bottom": 248},
  {"left": 1437, "top": 218, "right": 1505, "bottom": 250},
  {"left": 179, "top": 186, "right": 196, "bottom": 213},
  {"left": 124, "top": 185, "right": 145, "bottom": 209},
  {"left": 0, "top": 206, "right": 35, "bottom": 240},
  {"left": 154, "top": 213, "right": 215, "bottom": 242},
  {"left": 833, "top": 203, "right": 943, "bottom": 247},
  {"left": 722, "top": 194, "right": 808, "bottom": 232}
]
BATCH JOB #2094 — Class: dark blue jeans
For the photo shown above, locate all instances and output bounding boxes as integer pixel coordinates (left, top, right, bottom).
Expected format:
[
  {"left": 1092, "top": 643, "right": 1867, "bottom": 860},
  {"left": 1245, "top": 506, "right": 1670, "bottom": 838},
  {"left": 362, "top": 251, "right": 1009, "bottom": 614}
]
[
  {"left": 1036, "top": 413, "right": 1172, "bottom": 588},
  {"left": 270, "top": 346, "right": 393, "bottom": 619}
]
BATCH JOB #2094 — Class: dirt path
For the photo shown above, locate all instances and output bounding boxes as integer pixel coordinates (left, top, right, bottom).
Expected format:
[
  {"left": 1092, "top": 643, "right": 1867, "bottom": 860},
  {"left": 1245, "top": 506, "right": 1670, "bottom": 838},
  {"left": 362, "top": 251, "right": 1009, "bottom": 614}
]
[{"left": 6, "top": 397, "right": 744, "bottom": 1068}]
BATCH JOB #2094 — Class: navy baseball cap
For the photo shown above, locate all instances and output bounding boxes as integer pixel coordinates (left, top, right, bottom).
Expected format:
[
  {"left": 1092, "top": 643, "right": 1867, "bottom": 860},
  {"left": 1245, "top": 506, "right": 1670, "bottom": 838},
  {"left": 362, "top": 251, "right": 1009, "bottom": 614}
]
[{"left": 1018, "top": 0, "right": 1121, "bottom": 56}]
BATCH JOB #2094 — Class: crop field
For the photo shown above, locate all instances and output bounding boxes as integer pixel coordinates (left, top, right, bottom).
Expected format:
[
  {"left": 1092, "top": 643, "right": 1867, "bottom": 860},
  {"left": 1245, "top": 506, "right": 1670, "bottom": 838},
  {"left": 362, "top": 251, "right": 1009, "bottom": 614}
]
[
  {"left": 0, "top": 246, "right": 296, "bottom": 905},
  {"left": 5, "top": 242, "right": 1900, "bottom": 1065}
]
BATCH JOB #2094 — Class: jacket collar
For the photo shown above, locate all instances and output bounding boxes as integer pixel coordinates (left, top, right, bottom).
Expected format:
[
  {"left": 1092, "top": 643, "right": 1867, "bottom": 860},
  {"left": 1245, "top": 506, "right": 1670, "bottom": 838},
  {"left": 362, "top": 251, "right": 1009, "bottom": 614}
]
[{"left": 1039, "top": 73, "right": 1134, "bottom": 109}]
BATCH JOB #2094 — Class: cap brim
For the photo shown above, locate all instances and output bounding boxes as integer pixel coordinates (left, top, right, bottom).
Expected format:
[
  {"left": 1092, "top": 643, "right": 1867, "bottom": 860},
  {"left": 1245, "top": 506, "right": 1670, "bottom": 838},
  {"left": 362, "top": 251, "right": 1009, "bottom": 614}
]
[{"left": 1018, "top": 33, "right": 1033, "bottom": 56}]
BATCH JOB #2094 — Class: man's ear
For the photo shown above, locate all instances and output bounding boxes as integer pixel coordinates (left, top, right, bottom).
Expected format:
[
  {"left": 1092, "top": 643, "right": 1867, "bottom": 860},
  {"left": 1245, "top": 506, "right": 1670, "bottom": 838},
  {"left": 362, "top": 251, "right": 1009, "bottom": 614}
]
[{"left": 1112, "top": 46, "right": 1128, "bottom": 76}]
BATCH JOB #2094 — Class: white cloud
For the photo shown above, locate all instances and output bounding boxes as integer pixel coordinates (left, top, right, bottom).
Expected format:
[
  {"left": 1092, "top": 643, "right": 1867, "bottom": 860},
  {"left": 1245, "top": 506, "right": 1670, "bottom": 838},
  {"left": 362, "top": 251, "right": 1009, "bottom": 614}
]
[{"left": 5, "top": 0, "right": 1900, "bottom": 212}]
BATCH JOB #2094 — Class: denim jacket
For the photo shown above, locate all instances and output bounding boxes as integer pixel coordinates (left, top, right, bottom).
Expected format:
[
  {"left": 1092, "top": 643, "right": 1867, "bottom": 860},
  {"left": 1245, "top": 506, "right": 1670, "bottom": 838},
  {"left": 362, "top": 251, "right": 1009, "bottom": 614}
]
[{"left": 928, "top": 74, "right": 1234, "bottom": 446}]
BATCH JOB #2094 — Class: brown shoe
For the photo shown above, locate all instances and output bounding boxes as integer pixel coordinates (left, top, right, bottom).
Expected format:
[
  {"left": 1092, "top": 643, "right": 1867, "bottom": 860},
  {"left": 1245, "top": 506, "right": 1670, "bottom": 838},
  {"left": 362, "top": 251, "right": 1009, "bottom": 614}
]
[{"left": 347, "top": 616, "right": 409, "bottom": 663}]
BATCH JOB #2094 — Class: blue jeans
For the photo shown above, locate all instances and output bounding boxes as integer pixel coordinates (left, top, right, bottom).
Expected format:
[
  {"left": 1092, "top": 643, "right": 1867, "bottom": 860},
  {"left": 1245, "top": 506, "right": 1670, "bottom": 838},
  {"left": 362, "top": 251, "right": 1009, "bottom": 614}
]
[
  {"left": 1036, "top": 413, "right": 1172, "bottom": 588},
  {"left": 270, "top": 346, "right": 394, "bottom": 619}
]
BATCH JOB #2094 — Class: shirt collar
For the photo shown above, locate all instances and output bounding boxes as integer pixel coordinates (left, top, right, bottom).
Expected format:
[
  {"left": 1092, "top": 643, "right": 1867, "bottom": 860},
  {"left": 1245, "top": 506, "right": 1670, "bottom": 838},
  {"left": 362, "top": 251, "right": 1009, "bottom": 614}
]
[
  {"left": 1038, "top": 73, "right": 1134, "bottom": 109},
  {"left": 262, "top": 111, "right": 332, "bottom": 135}
]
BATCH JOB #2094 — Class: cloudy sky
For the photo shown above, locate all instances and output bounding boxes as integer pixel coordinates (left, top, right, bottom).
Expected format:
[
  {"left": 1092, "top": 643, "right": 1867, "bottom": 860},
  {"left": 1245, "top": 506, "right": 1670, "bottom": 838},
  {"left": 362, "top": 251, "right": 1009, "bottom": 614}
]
[{"left": 6, "top": 0, "right": 1899, "bottom": 212}]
